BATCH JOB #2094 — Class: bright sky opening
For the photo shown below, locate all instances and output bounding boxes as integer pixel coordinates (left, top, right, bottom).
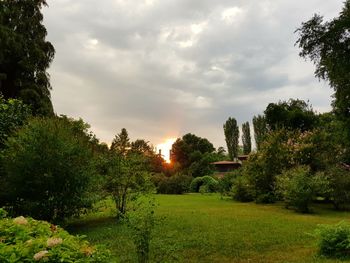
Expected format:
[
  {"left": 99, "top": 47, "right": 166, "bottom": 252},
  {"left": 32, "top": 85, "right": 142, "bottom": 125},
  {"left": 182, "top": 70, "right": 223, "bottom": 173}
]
[{"left": 156, "top": 138, "right": 177, "bottom": 163}]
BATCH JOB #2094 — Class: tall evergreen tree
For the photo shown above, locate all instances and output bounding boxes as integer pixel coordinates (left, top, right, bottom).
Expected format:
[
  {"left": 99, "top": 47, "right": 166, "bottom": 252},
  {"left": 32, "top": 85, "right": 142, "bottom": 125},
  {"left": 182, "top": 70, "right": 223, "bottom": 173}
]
[
  {"left": 0, "top": 0, "right": 55, "bottom": 116},
  {"left": 223, "top": 117, "right": 239, "bottom": 161},
  {"left": 253, "top": 115, "right": 268, "bottom": 151},
  {"left": 242, "top": 122, "right": 252, "bottom": 155},
  {"left": 111, "top": 128, "right": 130, "bottom": 156}
]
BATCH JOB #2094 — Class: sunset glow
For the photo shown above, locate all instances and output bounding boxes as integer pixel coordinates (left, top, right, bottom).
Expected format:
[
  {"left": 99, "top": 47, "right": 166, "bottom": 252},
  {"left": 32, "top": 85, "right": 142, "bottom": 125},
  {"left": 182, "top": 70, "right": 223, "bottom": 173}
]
[{"left": 156, "top": 138, "right": 177, "bottom": 163}]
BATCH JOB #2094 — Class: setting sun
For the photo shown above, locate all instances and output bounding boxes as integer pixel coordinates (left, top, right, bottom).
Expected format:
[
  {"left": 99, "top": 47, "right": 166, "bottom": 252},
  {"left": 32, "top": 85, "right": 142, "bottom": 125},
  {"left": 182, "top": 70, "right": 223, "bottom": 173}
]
[{"left": 156, "top": 138, "right": 177, "bottom": 163}]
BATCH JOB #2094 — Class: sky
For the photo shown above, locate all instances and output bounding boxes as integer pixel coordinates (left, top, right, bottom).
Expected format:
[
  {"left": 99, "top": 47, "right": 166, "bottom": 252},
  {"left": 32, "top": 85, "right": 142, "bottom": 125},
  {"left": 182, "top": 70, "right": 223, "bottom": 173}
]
[{"left": 43, "top": 0, "right": 344, "bottom": 149}]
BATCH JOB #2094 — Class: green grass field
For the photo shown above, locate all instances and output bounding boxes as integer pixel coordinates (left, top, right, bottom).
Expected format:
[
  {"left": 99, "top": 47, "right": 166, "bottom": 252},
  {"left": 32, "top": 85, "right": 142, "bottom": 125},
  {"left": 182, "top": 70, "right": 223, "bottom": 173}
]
[{"left": 67, "top": 194, "right": 350, "bottom": 263}]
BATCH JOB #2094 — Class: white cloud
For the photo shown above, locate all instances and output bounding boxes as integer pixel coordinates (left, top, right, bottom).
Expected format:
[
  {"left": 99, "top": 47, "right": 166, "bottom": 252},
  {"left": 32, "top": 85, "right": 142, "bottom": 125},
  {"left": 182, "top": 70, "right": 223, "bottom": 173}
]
[{"left": 221, "top": 7, "right": 244, "bottom": 24}]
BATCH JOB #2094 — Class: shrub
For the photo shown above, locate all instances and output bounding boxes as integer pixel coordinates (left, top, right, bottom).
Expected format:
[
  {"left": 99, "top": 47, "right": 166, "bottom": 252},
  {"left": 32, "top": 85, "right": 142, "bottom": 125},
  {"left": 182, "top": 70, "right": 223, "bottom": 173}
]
[
  {"left": 276, "top": 166, "right": 316, "bottom": 213},
  {"left": 126, "top": 198, "right": 157, "bottom": 263},
  {"left": 190, "top": 176, "right": 218, "bottom": 193},
  {"left": 315, "top": 222, "right": 350, "bottom": 258},
  {"left": 0, "top": 212, "right": 109, "bottom": 262},
  {"left": 326, "top": 166, "right": 350, "bottom": 210},
  {"left": 1, "top": 117, "right": 97, "bottom": 222},
  {"left": 152, "top": 173, "right": 192, "bottom": 194},
  {"left": 217, "top": 170, "right": 241, "bottom": 196},
  {"left": 103, "top": 153, "right": 154, "bottom": 218},
  {"left": 231, "top": 176, "right": 254, "bottom": 202}
]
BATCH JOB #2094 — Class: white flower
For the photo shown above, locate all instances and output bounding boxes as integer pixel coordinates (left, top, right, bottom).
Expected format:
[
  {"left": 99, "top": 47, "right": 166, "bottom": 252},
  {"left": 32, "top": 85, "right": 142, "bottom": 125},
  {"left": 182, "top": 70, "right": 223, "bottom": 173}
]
[
  {"left": 13, "top": 216, "right": 28, "bottom": 225},
  {"left": 33, "top": 250, "right": 49, "bottom": 261},
  {"left": 47, "top": 237, "right": 63, "bottom": 247}
]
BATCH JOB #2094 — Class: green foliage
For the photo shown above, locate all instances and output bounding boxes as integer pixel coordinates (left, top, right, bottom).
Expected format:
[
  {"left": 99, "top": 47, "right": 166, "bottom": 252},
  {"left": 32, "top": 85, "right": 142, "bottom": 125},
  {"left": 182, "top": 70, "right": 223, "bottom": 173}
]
[
  {"left": 110, "top": 128, "right": 130, "bottom": 156},
  {"left": 217, "top": 170, "right": 240, "bottom": 196},
  {"left": 188, "top": 152, "right": 217, "bottom": 177},
  {"left": 315, "top": 221, "right": 350, "bottom": 259},
  {"left": 326, "top": 166, "right": 350, "bottom": 210},
  {"left": 223, "top": 117, "right": 239, "bottom": 160},
  {"left": 231, "top": 176, "right": 254, "bottom": 202},
  {"left": 242, "top": 121, "right": 252, "bottom": 155},
  {"left": 151, "top": 173, "right": 192, "bottom": 194},
  {"left": 252, "top": 115, "right": 268, "bottom": 150},
  {"left": 0, "top": 213, "right": 109, "bottom": 262},
  {"left": 276, "top": 166, "right": 320, "bottom": 213},
  {"left": 0, "top": 0, "right": 55, "bottom": 116},
  {"left": 244, "top": 129, "right": 292, "bottom": 202},
  {"left": 190, "top": 176, "right": 219, "bottom": 193},
  {"left": 103, "top": 153, "right": 153, "bottom": 217},
  {"left": 0, "top": 208, "right": 7, "bottom": 219},
  {"left": 264, "top": 99, "right": 317, "bottom": 132},
  {"left": 1, "top": 117, "right": 96, "bottom": 222},
  {"left": 126, "top": 198, "right": 157, "bottom": 263},
  {"left": 296, "top": 2, "right": 350, "bottom": 162},
  {"left": 0, "top": 96, "right": 31, "bottom": 148},
  {"left": 171, "top": 133, "right": 215, "bottom": 169}
]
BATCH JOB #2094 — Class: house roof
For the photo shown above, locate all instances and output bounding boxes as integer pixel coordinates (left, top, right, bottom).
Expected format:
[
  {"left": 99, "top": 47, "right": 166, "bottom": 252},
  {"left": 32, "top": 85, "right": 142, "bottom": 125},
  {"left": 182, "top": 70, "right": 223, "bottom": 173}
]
[{"left": 211, "top": 161, "right": 241, "bottom": 165}]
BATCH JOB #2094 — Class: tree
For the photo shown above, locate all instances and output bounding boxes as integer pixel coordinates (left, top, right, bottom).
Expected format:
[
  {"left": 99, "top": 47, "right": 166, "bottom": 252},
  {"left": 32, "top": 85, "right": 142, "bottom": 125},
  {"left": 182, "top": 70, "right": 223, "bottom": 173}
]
[
  {"left": 111, "top": 128, "right": 130, "bottom": 155},
  {"left": 264, "top": 99, "right": 316, "bottom": 132},
  {"left": 253, "top": 115, "right": 268, "bottom": 150},
  {"left": 104, "top": 153, "right": 152, "bottom": 217},
  {"left": 131, "top": 139, "right": 153, "bottom": 155},
  {"left": 0, "top": 0, "right": 55, "bottom": 116},
  {"left": 242, "top": 122, "right": 252, "bottom": 155},
  {"left": 223, "top": 117, "right": 239, "bottom": 160},
  {"left": 0, "top": 96, "right": 31, "bottom": 149},
  {"left": 171, "top": 133, "right": 215, "bottom": 169},
  {"left": 296, "top": 1, "right": 350, "bottom": 161},
  {"left": 0, "top": 117, "right": 96, "bottom": 222}
]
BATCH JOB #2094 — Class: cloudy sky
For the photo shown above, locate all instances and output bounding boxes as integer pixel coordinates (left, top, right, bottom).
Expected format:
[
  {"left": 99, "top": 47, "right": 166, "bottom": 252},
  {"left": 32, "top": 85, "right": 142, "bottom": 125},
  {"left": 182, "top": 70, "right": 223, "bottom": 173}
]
[{"left": 43, "top": 0, "right": 344, "bottom": 149}]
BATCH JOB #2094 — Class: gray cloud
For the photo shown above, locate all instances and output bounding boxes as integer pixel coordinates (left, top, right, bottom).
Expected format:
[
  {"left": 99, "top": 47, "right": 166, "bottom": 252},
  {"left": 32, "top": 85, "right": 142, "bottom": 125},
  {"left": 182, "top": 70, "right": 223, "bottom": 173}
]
[{"left": 44, "top": 0, "right": 343, "bottom": 148}]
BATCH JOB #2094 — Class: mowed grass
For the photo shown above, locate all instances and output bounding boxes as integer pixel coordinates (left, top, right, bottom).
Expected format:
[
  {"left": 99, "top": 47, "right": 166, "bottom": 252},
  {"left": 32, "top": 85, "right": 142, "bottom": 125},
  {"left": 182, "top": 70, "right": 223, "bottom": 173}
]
[{"left": 67, "top": 194, "right": 350, "bottom": 263}]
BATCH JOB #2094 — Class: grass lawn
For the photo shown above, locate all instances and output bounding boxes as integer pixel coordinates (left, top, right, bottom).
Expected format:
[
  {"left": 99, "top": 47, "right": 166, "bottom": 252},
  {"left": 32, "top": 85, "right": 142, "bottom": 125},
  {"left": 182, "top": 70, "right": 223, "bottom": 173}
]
[{"left": 67, "top": 194, "right": 350, "bottom": 263}]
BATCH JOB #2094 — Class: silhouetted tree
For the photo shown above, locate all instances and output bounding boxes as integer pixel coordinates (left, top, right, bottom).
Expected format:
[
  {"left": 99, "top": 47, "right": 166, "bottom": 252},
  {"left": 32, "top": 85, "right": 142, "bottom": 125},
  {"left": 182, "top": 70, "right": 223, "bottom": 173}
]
[
  {"left": 0, "top": 0, "right": 55, "bottom": 116},
  {"left": 223, "top": 117, "right": 239, "bottom": 160},
  {"left": 253, "top": 115, "right": 268, "bottom": 151},
  {"left": 242, "top": 122, "right": 252, "bottom": 155}
]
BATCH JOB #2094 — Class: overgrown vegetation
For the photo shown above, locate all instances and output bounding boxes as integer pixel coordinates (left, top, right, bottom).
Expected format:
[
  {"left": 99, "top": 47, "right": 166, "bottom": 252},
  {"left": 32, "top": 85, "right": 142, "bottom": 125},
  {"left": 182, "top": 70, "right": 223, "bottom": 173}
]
[{"left": 0, "top": 209, "right": 109, "bottom": 262}]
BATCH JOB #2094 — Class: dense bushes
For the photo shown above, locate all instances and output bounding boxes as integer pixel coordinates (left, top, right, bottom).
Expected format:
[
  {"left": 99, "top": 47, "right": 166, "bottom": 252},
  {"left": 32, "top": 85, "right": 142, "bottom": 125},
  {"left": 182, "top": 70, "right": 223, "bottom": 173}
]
[
  {"left": 152, "top": 173, "right": 192, "bottom": 194},
  {"left": 190, "top": 176, "right": 218, "bottom": 193},
  {"left": 0, "top": 117, "right": 97, "bottom": 222},
  {"left": 276, "top": 166, "right": 318, "bottom": 212},
  {"left": 0, "top": 210, "right": 109, "bottom": 262},
  {"left": 315, "top": 222, "right": 350, "bottom": 259},
  {"left": 326, "top": 166, "right": 350, "bottom": 210},
  {"left": 231, "top": 176, "right": 253, "bottom": 202}
]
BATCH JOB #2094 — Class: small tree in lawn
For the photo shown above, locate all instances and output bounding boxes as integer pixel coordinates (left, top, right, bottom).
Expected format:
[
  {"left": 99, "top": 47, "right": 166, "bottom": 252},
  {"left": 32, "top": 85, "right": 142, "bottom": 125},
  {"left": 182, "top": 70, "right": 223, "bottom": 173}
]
[
  {"left": 104, "top": 152, "right": 152, "bottom": 218},
  {"left": 242, "top": 122, "right": 252, "bottom": 155},
  {"left": 224, "top": 117, "right": 239, "bottom": 161}
]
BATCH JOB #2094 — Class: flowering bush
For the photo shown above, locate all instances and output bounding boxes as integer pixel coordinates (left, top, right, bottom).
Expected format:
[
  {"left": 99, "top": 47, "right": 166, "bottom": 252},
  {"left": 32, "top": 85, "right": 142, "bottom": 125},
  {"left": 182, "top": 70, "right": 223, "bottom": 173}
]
[{"left": 0, "top": 212, "right": 109, "bottom": 262}]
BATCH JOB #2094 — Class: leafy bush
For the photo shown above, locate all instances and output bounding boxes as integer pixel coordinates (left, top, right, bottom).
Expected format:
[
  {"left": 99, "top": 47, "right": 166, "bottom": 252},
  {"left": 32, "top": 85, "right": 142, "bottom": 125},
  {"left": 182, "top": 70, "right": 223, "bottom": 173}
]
[
  {"left": 126, "top": 198, "right": 157, "bottom": 263},
  {"left": 103, "top": 153, "right": 154, "bottom": 217},
  {"left": 315, "top": 222, "right": 350, "bottom": 258},
  {"left": 276, "top": 166, "right": 317, "bottom": 213},
  {"left": 0, "top": 212, "right": 109, "bottom": 262},
  {"left": 326, "top": 166, "right": 350, "bottom": 210},
  {"left": 243, "top": 129, "right": 292, "bottom": 203},
  {"left": 231, "top": 176, "right": 254, "bottom": 202},
  {"left": 151, "top": 173, "right": 192, "bottom": 194},
  {"left": 0, "top": 96, "right": 31, "bottom": 148},
  {"left": 217, "top": 171, "right": 241, "bottom": 196},
  {"left": 1, "top": 117, "right": 97, "bottom": 222},
  {"left": 190, "top": 176, "right": 219, "bottom": 193}
]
